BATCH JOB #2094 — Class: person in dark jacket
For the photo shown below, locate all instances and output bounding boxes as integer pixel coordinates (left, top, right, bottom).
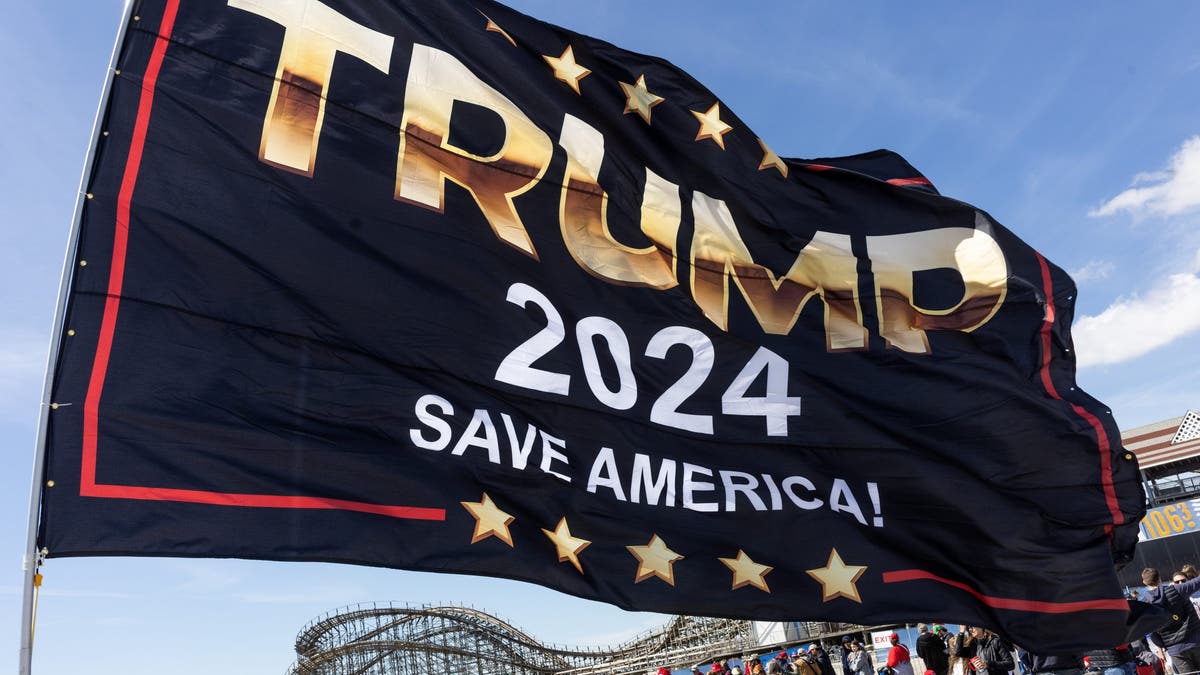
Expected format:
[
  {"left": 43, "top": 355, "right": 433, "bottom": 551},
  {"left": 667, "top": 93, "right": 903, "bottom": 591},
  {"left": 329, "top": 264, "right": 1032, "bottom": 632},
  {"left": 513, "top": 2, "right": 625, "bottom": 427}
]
[
  {"left": 1017, "top": 648, "right": 1081, "bottom": 675},
  {"left": 810, "top": 644, "right": 835, "bottom": 675},
  {"left": 842, "top": 635, "right": 857, "bottom": 675},
  {"left": 960, "top": 627, "right": 1012, "bottom": 675},
  {"left": 983, "top": 632, "right": 1014, "bottom": 675},
  {"left": 1142, "top": 567, "right": 1200, "bottom": 674},
  {"left": 918, "top": 624, "right": 950, "bottom": 675},
  {"left": 1082, "top": 645, "right": 1135, "bottom": 675},
  {"left": 956, "top": 628, "right": 978, "bottom": 675}
]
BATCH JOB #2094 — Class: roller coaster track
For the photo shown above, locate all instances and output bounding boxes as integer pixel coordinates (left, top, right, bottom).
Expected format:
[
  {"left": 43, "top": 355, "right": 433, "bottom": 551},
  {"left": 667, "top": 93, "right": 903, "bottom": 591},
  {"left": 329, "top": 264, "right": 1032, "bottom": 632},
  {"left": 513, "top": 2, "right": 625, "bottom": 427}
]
[{"left": 286, "top": 603, "right": 756, "bottom": 675}]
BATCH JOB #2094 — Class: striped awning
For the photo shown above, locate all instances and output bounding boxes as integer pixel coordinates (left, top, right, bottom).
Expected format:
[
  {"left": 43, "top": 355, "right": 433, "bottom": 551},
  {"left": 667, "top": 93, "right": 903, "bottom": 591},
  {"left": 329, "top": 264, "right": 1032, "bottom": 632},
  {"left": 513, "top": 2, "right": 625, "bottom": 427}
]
[{"left": 1125, "top": 411, "right": 1200, "bottom": 470}]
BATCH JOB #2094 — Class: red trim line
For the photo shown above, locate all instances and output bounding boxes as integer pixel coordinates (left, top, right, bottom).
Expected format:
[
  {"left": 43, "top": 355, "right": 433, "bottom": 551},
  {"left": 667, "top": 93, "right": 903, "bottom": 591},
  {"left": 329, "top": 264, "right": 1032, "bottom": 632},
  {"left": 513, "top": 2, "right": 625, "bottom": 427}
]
[
  {"left": 803, "top": 164, "right": 835, "bottom": 171},
  {"left": 886, "top": 177, "right": 933, "bottom": 186},
  {"left": 85, "top": 484, "right": 444, "bottom": 520},
  {"left": 79, "top": 0, "right": 444, "bottom": 523},
  {"left": 1035, "top": 253, "right": 1123, "bottom": 527},
  {"left": 882, "top": 570, "right": 1128, "bottom": 613}
]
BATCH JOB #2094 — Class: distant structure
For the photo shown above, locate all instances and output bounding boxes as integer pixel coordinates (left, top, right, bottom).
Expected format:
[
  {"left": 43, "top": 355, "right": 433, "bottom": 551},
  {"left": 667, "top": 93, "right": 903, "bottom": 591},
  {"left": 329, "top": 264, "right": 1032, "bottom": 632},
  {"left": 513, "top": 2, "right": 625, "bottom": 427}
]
[
  {"left": 1129, "top": 410, "right": 1200, "bottom": 505},
  {"left": 1119, "top": 409, "right": 1200, "bottom": 586},
  {"left": 286, "top": 603, "right": 758, "bottom": 675}
]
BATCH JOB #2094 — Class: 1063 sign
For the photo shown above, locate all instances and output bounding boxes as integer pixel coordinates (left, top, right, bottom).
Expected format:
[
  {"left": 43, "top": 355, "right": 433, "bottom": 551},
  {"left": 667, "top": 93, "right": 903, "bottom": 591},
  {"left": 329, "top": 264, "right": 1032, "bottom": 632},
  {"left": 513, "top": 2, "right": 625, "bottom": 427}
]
[{"left": 1140, "top": 501, "right": 1200, "bottom": 541}]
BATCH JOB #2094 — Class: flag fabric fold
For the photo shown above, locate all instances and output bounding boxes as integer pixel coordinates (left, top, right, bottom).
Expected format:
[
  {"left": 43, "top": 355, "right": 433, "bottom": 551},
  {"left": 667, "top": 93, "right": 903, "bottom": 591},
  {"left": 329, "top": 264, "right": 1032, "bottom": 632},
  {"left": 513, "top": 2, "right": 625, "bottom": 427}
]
[{"left": 40, "top": 0, "right": 1144, "bottom": 652}]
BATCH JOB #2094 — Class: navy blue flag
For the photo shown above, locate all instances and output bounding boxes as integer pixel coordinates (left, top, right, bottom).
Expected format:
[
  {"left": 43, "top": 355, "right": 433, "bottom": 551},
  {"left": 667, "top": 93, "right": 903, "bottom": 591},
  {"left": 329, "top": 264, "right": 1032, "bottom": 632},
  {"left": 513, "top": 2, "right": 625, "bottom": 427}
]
[{"left": 40, "top": 0, "right": 1146, "bottom": 652}]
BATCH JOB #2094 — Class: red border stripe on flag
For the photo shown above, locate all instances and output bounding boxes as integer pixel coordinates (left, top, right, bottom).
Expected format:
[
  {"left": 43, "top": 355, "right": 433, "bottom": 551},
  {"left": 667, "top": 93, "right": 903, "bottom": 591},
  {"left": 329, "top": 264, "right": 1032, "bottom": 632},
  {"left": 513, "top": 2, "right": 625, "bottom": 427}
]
[{"left": 78, "top": 0, "right": 444, "bottom": 522}]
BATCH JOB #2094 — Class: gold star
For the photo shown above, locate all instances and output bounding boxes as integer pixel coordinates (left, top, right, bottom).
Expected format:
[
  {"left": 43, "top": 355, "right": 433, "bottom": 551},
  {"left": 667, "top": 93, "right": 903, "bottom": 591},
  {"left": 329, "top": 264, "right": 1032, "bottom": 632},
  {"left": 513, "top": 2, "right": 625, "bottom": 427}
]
[
  {"left": 479, "top": 11, "right": 516, "bottom": 47},
  {"left": 544, "top": 45, "right": 591, "bottom": 94},
  {"left": 690, "top": 103, "right": 733, "bottom": 149},
  {"left": 627, "top": 534, "right": 683, "bottom": 585},
  {"left": 541, "top": 517, "right": 591, "bottom": 574},
  {"left": 757, "top": 137, "right": 788, "bottom": 177},
  {"left": 718, "top": 550, "right": 773, "bottom": 592},
  {"left": 619, "top": 75, "right": 665, "bottom": 124},
  {"left": 461, "top": 493, "right": 515, "bottom": 547},
  {"left": 806, "top": 548, "right": 867, "bottom": 603}
]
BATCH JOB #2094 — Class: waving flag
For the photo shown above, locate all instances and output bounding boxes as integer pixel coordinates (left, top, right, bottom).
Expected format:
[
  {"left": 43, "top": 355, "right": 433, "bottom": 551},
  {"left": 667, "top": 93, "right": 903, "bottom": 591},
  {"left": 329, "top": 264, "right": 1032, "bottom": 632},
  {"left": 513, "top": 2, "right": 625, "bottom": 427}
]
[{"left": 38, "top": 0, "right": 1145, "bottom": 652}]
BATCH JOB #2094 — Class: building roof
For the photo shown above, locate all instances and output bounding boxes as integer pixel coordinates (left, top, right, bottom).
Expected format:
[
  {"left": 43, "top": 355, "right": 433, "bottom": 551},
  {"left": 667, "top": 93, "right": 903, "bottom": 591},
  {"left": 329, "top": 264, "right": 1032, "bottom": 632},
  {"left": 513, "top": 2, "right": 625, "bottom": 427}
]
[{"left": 1125, "top": 411, "right": 1200, "bottom": 470}]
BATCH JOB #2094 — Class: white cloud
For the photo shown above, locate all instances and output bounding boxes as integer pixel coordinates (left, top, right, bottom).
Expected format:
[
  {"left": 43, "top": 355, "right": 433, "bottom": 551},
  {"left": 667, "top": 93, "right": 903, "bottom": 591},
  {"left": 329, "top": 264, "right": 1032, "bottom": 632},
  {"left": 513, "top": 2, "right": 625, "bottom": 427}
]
[
  {"left": 1069, "top": 259, "right": 1114, "bottom": 284},
  {"left": 1132, "top": 170, "right": 1170, "bottom": 185},
  {"left": 1091, "top": 135, "right": 1200, "bottom": 217},
  {"left": 1074, "top": 254, "right": 1200, "bottom": 367}
]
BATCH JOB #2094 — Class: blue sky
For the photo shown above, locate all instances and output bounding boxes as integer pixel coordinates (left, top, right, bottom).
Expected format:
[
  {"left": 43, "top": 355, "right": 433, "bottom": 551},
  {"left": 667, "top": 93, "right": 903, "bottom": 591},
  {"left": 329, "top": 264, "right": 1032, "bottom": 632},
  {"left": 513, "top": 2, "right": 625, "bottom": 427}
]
[{"left": 2, "top": 1, "right": 1199, "bottom": 673}]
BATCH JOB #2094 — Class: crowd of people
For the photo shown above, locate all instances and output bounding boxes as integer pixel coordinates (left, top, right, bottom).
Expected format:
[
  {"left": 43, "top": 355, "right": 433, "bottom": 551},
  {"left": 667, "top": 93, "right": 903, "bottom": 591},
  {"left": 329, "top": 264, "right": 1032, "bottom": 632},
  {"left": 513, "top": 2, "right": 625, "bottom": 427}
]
[
  {"left": 653, "top": 643, "right": 840, "bottom": 675},
  {"left": 652, "top": 564, "right": 1200, "bottom": 675}
]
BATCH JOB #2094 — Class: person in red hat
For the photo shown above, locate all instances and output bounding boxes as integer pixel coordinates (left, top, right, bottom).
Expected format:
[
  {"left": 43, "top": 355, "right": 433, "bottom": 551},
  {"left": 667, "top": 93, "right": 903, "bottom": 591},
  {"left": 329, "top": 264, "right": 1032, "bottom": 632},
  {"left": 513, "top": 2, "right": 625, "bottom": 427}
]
[
  {"left": 888, "top": 632, "right": 916, "bottom": 675},
  {"left": 657, "top": 668, "right": 671, "bottom": 675}
]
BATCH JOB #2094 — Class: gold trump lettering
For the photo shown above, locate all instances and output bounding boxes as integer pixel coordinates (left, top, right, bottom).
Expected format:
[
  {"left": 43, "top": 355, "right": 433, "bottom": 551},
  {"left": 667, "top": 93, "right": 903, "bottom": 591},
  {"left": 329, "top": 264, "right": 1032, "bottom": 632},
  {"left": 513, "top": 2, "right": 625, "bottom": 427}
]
[
  {"left": 395, "top": 44, "right": 553, "bottom": 259},
  {"left": 229, "top": 0, "right": 394, "bottom": 176},
  {"left": 232, "top": 1, "right": 1011, "bottom": 353},
  {"left": 866, "top": 212, "right": 1007, "bottom": 354},
  {"left": 690, "top": 192, "right": 867, "bottom": 350},
  {"left": 558, "top": 114, "right": 680, "bottom": 289}
]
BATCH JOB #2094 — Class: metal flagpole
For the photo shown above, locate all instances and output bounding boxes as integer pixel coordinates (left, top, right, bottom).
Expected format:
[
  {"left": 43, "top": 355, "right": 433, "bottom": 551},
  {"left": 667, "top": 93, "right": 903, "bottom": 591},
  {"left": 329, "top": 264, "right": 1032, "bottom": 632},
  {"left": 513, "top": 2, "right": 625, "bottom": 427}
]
[{"left": 18, "top": 1, "right": 136, "bottom": 673}]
